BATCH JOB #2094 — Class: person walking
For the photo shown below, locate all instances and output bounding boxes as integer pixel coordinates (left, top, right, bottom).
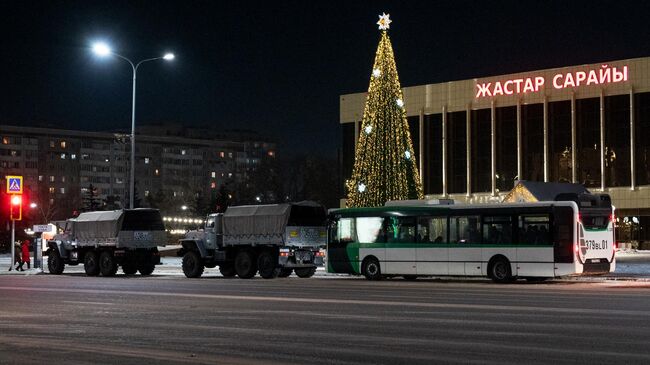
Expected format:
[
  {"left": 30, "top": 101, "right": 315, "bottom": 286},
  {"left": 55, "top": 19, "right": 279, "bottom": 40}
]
[
  {"left": 9, "top": 242, "right": 23, "bottom": 271},
  {"left": 13, "top": 241, "right": 23, "bottom": 271},
  {"left": 21, "top": 239, "right": 31, "bottom": 270}
]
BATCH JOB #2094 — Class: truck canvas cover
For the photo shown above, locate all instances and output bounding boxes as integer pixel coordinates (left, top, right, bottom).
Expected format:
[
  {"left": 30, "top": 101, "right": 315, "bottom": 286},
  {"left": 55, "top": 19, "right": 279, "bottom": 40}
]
[
  {"left": 72, "top": 210, "right": 124, "bottom": 240},
  {"left": 222, "top": 201, "right": 325, "bottom": 245}
]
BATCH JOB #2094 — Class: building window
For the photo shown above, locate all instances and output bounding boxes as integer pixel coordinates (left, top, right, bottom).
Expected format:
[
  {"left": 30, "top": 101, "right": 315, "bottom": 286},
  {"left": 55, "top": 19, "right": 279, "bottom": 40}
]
[
  {"left": 423, "top": 114, "right": 443, "bottom": 195},
  {"left": 495, "top": 106, "right": 517, "bottom": 192},
  {"left": 71, "top": 154, "right": 77, "bottom": 160},
  {"left": 211, "top": 171, "right": 216, "bottom": 178},
  {"left": 228, "top": 172, "right": 233, "bottom": 178},
  {"left": 228, "top": 152, "right": 233, "bottom": 158},
  {"left": 116, "top": 178, "right": 123, "bottom": 184},
  {"left": 471, "top": 109, "right": 490, "bottom": 193},
  {"left": 548, "top": 100, "right": 572, "bottom": 183},
  {"left": 219, "top": 151, "right": 225, "bottom": 158},
  {"left": 60, "top": 187, "right": 65, "bottom": 194},
  {"left": 60, "top": 153, "right": 66, "bottom": 159},
  {"left": 576, "top": 98, "right": 601, "bottom": 187},
  {"left": 60, "top": 141, "right": 66, "bottom": 148},
  {"left": 154, "top": 169, "right": 160, "bottom": 176},
  {"left": 49, "top": 176, "right": 55, "bottom": 182},
  {"left": 61, "top": 176, "right": 66, "bottom": 183},
  {"left": 145, "top": 190, "right": 150, "bottom": 197},
  {"left": 2, "top": 137, "right": 8, "bottom": 144},
  {"left": 50, "top": 140, "right": 55, "bottom": 148},
  {"left": 604, "top": 95, "right": 630, "bottom": 187},
  {"left": 48, "top": 187, "right": 55, "bottom": 194},
  {"left": 635, "top": 92, "right": 650, "bottom": 186},
  {"left": 211, "top": 182, "right": 216, "bottom": 189},
  {"left": 448, "top": 111, "right": 467, "bottom": 194},
  {"left": 144, "top": 157, "right": 150, "bottom": 164},
  {"left": 521, "top": 104, "right": 544, "bottom": 181},
  {"left": 38, "top": 175, "right": 43, "bottom": 182},
  {"left": 267, "top": 150, "right": 275, "bottom": 157}
]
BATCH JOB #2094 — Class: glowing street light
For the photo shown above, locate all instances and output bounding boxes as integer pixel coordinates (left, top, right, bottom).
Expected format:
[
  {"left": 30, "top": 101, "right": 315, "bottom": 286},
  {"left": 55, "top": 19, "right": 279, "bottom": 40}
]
[
  {"left": 91, "top": 41, "right": 175, "bottom": 209},
  {"left": 29, "top": 202, "right": 37, "bottom": 209}
]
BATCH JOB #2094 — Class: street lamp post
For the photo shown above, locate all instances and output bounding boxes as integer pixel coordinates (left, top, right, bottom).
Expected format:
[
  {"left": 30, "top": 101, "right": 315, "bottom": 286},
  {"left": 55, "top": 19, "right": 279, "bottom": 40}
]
[{"left": 92, "top": 42, "right": 174, "bottom": 209}]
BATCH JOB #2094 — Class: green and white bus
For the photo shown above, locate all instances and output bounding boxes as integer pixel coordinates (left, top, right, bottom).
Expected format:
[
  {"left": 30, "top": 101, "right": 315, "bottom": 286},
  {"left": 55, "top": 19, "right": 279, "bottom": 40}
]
[{"left": 327, "top": 195, "right": 615, "bottom": 282}]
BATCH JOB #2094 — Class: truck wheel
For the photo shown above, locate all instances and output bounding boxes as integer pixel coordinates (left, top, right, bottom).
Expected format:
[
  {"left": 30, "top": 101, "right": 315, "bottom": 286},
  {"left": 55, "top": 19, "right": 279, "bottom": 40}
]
[
  {"left": 278, "top": 268, "right": 292, "bottom": 278},
  {"left": 257, "top": 251, "right": 280, "bottom": 279},
  {"left": 47, "top": 250, "right": 65, "bottom": 275},
  {"left": 295, "top": 267, "right": 316, "bottom": 278},
  {"left": 138, "top": 263, "right": 155, "bottom": 276},
  {"left": 182, "top": 251, "right": 204, "bottom": 278},
  {"left": 235, "top": 250, "right": 257, "bottom": 279},
  {"left": 99, "top": 251, "right": 118, "bottom": 277},
  {"left": 219, "top": 263, "right": 236, "bottom": 278},
  {"left": 83, "top": 251, "right": 100, "bottom": 276},
  {"left": 122, "top": 263, "right": 138, "bottom": 275}
]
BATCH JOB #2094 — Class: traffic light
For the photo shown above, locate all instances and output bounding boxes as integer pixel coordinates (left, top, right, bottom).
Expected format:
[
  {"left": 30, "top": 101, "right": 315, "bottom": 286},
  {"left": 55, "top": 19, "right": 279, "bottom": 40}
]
[{"left": 10, "top": 194, "right": 22, "bottom": 221}]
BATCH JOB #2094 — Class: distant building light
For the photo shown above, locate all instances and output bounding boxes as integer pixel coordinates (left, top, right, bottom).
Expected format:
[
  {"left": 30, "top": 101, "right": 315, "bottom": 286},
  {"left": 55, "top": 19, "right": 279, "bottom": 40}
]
[
  {"left": 60, "top": 153, "right": 66, "bottom": 159},
  {"left": 181, "top": 150, "right": 186, "bottom": 155},
  {"left": 71, "top": 154, "right": 76, "bottom": 160},
  {"left": 268, "top": 150, "right": 275, "bottom": 157},
  {"left": 211, "top": 171, "right": 216, "bottom": 178},
  {"left": 144, "top": 157, "right": 150, "bottom": 164},
  {"left": 60, "top": 141, "right": 66, "bottom": 148}
]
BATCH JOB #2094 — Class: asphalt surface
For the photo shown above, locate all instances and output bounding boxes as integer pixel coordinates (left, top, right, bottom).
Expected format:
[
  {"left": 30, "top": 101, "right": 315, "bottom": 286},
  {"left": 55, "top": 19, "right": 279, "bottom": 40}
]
[{"left": 1, "top": 273, "right": 649, "bottom": 365}]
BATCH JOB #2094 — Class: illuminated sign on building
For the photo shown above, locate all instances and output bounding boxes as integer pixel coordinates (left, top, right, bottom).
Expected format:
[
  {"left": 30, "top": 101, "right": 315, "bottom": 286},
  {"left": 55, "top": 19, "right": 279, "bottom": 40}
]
[{"left": 475, "top": 65, "right": 629, "bottom": 98}]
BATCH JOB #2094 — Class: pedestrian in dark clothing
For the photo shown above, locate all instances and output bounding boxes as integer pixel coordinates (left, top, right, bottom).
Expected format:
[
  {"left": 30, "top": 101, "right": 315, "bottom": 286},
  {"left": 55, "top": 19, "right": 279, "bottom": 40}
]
[
  {"left": 14, "top": 242, "right": 23, "bottom": 271},
  {"left": 21, "top": 240, "right": 31, "bottom": 270}
]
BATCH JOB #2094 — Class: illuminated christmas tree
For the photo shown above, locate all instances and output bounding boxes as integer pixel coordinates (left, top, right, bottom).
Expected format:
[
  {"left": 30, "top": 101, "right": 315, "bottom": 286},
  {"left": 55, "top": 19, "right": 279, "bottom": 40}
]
[{"left": 346, "top": 13, "right": 423, "bottom": 207}]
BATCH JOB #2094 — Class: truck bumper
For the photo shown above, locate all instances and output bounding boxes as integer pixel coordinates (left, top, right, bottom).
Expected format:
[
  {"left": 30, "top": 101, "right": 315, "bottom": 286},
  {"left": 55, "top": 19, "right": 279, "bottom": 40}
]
[{"left": 278, "top": 247, "right": 325, "bottom": 268}]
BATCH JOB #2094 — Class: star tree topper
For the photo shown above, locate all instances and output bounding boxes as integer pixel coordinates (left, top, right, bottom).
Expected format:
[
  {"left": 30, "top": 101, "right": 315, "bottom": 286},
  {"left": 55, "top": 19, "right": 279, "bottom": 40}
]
[{"left": 377, "top": 12, "right": 391, "bottom": 30}]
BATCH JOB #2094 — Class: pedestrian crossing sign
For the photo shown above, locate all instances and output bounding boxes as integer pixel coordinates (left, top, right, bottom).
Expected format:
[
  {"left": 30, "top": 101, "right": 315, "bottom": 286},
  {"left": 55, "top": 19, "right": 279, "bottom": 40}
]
[{"left": 6, "top": 175, "right": 23, "bottom": 194}]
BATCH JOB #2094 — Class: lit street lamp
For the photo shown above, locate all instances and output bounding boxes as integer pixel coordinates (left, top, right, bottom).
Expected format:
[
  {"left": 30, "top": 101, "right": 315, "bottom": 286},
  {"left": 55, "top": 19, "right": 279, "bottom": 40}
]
[{"left": 92, "top": 42, "right": 175, "bottom": 209}]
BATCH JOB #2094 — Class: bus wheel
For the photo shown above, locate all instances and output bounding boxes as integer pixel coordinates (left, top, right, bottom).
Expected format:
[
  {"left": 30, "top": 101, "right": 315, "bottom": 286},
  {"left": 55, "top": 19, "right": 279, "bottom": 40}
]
[
  {"left": 48, "top": 250, "right": 65, "bottom": 275},
  {"left": 182, "top": 251, "right": 204, "bottom": 278},
  {"left": 235, "top": 250, "right": 257, "bottom": 279},
  {"left": 362, "top": 257, "right": 382, "bottom": 281},
  {"left": 257, "top": 251, "right": 280, "bottom": 279},
  {"left": 402, "top": 275, "right": 418, "bottom": 281},
  {"left": 489, "top": 257, "right": 513, "bottom": 283},
  {"left": 295, "top": 267, "right": 316, "bottom": 278},
  {"left": 278, "top": 268, "right": 292, "bottom": 278},
  {"left": 99, "top": 251, "right": 118, "bottom": 277},
  {"left": 83, "top": 251, "right": 100, "bottom": 276}
]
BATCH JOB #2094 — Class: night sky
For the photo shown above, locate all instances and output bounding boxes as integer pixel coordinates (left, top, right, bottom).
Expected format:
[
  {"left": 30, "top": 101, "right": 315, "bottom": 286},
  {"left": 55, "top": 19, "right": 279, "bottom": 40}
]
[{"left": 3, "top": 1, "right": 650, "bottom": 158}]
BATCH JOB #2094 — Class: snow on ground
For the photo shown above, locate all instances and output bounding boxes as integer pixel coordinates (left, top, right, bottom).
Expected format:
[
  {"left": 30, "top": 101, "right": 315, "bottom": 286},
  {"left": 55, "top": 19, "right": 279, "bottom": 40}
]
[{"left": 1, "top": 250, "right": 650, "bottom": 279}]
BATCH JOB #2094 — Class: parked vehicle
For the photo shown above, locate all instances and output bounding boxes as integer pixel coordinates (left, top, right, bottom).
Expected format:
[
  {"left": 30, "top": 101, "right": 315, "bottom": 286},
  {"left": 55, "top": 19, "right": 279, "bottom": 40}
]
[
  {"left": 179, "top": 201, "right": 327, "bottom": 279},
  {"left": 46, "top": 209, "right": 166, "bottom": 276}
]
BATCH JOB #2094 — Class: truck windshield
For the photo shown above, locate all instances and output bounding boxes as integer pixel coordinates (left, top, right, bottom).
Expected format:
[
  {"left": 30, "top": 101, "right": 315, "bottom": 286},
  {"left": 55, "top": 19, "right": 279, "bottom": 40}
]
[{"left": 122, "top": 210, "right": 165, "bottom": 231}]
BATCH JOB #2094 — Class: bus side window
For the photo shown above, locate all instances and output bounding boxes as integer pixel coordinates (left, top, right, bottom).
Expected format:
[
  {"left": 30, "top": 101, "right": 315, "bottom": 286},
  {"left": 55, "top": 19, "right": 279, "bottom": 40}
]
[
  {"left": 386, "top": 217, "right": 415, "bottom": 243},
  {"left": 417, "top": 216, "right": 447, "bottom": 243},
  {"left": 482, "top": 216, "right": 513, "bottom": 244},
  {"left": 338, "top": 218, "right": 356, "bottom": 243},
  {"left": 519, "top": 215, "right": 550, "bottom": 245},
  {"left": 450, "top": 216, "right": 480, "bottom": 244}
]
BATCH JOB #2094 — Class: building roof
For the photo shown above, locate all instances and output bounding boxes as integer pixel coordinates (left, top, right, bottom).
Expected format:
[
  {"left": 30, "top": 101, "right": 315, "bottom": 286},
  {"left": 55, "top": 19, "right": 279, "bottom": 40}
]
[{"left": 502, "top": 180, "right": 589, "bottom": 203}]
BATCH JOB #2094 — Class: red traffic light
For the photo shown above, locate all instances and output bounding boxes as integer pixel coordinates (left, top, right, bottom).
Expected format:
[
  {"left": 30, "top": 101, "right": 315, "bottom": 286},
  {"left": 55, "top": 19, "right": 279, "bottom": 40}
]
[{"left": 10, "top": 194, "right": 22, "bottom": 221}]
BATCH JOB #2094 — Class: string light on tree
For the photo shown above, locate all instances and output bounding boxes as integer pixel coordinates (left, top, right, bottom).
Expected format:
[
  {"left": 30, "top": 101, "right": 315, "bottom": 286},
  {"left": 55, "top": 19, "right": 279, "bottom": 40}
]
[{"left": 346, "top": 13, "right": 423, "bottom": 207}]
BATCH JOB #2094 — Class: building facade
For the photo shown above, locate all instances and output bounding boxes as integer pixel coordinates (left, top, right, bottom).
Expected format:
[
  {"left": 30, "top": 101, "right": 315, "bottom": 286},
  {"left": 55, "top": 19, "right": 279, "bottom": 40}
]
[
  {"left": 0, "top": 124, "right": 275, "bottom": 220},
  {"left": 340, "top": 56, "right": 650, "bottom": 244}
]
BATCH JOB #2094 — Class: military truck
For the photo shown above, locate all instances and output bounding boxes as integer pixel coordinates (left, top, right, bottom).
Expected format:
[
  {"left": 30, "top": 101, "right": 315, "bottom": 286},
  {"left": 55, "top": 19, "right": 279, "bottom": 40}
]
[
  {"left": 46, "top": 209, "right": 166, "bottom": 276},
  {"left": 179, "top": 201, "right": 327, "bottom": 279}
]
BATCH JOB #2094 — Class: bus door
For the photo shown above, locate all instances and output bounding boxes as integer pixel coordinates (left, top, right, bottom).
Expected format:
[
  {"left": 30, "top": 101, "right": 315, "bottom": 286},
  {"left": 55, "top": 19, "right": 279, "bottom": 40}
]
[
  {"left": 415, "top": 216, "right": 449, "bottom": 275},
  {"left": 449, "top": 216, "right": 481, "bottom": 276},
  {"left": 517, "top": 214, "right": 554, "bottom": 277},
  {"left": 384, "top": 216, "right": 416, "bottom": 275}
]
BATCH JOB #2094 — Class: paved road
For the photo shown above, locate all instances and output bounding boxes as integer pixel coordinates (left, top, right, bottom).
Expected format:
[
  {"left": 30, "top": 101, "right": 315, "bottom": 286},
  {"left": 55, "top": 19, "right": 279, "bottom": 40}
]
[{"left": 1, "top": 274, "right": 649, "bottom": 365}]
